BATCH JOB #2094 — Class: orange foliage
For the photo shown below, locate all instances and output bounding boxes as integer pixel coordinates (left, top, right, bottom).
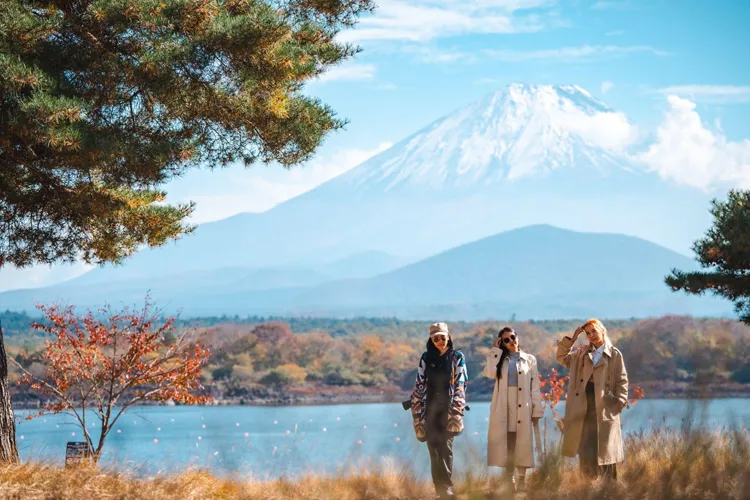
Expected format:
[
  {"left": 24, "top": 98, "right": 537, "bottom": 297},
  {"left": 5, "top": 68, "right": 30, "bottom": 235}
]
[
  {"left": 11, "top": 298, "right": 211, "bottom": 460},
  {"left": 630, "top": 385, "right": 645, "bottom": 405}
]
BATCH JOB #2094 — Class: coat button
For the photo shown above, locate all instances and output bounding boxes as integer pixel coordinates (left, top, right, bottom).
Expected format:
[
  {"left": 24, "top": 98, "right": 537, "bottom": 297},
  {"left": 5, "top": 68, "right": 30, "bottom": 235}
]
[
  {"left": 576, "top": 393, "right": 579, "bottom": 396},
  {"left": 519, "top": 387, "right": 522, "bottom": 391},
  {"left": 518, "top": 404, "right": 522, "bottom": 408},
  {"left": 580, "top": 378, "right": 584, "bottom": 382},
  {"left": 518, "top": 420, "right": 521, "bottom": 424}
]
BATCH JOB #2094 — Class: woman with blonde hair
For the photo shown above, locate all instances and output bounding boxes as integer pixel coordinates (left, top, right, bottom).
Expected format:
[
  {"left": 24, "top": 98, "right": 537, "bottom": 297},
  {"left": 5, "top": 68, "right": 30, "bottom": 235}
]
[
  {"left": 556, "top": 318, "right": 628, "bottom": 479},
  {"left": 483, "top": 327, "right": 543, "bottom": 492}
]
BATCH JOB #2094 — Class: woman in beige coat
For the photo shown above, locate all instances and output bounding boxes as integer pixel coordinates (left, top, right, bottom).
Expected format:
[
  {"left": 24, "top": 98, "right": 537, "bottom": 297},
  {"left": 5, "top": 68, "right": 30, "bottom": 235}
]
[
  {"left": 484, "top": 327, "right": 543, "bottom": 492},
  {"left": 556, "top": 318, "right": 628, "bottom": 479}
]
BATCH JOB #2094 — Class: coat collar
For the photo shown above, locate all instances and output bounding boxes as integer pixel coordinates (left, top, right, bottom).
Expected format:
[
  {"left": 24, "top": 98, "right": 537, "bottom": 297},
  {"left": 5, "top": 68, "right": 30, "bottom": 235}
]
[
  {"left": 587, "top": 337, "right": 613, "bottom": 356},
  {"left": 586, "top": 338, "right": 613, "bottom": 368}
]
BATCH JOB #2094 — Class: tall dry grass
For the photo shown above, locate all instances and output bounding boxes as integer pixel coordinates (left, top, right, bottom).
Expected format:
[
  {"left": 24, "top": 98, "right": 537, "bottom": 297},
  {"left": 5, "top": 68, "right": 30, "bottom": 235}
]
[{"left": 0, "top": 427, "right": 747, "bottom": 499}]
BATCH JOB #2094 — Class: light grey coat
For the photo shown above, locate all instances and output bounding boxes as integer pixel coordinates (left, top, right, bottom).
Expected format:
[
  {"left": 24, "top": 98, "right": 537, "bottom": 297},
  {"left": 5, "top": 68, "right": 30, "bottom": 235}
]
[{"left": 483, "top": 349, "right": 543, "bottom": 467}]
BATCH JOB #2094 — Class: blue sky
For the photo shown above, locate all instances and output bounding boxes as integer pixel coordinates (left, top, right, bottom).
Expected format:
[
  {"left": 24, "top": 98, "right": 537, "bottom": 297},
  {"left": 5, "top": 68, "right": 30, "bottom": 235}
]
[
  {"left": 164, "top": 0, "right": 750, "bottom": 223},
  {"left": 1, "top": 0, "right": 749, "bottom": 290}
]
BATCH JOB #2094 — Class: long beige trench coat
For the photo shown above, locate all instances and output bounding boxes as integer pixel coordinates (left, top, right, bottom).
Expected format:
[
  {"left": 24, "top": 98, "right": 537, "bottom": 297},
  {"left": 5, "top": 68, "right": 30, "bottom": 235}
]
[
  {"left": 483, "top": 349, "right": 543, "bottom": 467},
  {"left": 556, "top": 336, "right": 628, "bottom": 465}
]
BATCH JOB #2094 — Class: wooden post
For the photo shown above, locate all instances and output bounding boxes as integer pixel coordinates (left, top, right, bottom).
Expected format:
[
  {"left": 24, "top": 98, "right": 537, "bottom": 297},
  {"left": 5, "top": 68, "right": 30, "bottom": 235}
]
[{"left": 0, "top": 320, "right": 19, "bottom": 462}]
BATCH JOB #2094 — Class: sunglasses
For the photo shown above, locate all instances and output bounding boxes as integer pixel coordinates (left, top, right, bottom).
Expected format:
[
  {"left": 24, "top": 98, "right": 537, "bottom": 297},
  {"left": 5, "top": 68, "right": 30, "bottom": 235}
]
[
  {"left": 432, "top": 335, "right": 447, "bottom": 342},
  {"left": 502, "top": 334, "right": 517, "bottom": 344}
]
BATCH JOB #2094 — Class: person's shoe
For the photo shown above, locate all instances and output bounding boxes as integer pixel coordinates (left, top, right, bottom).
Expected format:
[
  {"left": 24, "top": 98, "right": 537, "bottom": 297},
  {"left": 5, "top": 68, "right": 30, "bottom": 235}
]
[{"left": 434, "top": 487, "right": 455, "bottom": 499}]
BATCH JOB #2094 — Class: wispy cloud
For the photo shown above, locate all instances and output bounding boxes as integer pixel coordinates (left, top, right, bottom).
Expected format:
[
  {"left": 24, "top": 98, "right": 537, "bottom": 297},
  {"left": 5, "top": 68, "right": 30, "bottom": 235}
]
[
  {"left": 658, "top": 85, "right": 750, "bottom": 103},
  {"left": 601, "top": 81, "right": 614, "bottom": 94},
  {"left": 401, "top": 45, "right": 477, "bottom": 63},
  {"left": 636, "top": 95, "right": 750, "bottom": 190},
  {"left": 592, "top": 1, "right": 638, "bottom": 10},
  {"left": 605, "top": 29, "right": 625, "bottom": 36},
  {"left": 474, "top": 77, "right": 507, "bottom": 85},
  {"left": 375, "top": 83, "right": 398, "bottom": 91},
  {"left": 316, "top": 63, "right": 376, "bottom": 83},
  {"left": 484, "top": 44, "right": 668, "bottom": 62},
  {"left": 338, "top": 0, "right": 556, "bottom": 43}
]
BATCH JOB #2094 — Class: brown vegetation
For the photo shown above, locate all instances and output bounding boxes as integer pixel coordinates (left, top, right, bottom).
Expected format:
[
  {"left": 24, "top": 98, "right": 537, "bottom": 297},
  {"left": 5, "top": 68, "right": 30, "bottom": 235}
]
[
  {"left": 0, "top": 428, "right": 747, "bottom": 499},
  {"left": 7, "top": 315, "right": 750, "bottom": 406}
]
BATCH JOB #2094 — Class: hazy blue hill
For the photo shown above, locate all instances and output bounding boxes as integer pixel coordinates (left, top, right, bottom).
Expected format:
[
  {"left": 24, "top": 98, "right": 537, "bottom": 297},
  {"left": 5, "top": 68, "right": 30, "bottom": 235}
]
[
  {"left": 318, "top": 251, "right": 412, "bottom": 279},
  {"left": 0, "top": 251, "right": 408, "bottom": 315},
  {"left": 42, "top": 225, "right": 725, "bottom": 321}
]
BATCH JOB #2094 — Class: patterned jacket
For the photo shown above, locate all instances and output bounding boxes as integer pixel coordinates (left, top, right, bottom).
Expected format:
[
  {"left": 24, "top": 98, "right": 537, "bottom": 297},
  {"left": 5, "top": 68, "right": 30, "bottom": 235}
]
[{"left": 410, "top": 348, "right": 468, "bottom": 440}]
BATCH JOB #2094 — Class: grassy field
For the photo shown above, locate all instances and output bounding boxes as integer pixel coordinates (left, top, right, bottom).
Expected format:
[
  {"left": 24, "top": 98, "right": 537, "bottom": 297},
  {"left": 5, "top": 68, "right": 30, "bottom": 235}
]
[{"left": 0, "top": 427, "right": 747, "bottom": 499}]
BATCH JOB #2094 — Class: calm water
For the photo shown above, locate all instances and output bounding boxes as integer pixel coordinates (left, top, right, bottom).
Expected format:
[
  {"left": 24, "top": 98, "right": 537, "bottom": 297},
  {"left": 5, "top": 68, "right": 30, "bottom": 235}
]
[{"left": 15, "top": 399, "right": 749, "bottom": 479}]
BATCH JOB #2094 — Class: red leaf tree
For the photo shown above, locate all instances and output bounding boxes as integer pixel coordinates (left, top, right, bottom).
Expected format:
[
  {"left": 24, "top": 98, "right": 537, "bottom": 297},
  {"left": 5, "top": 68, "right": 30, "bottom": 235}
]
[{"left": 12, "top": 299, "right": 211, "bottom": 461}]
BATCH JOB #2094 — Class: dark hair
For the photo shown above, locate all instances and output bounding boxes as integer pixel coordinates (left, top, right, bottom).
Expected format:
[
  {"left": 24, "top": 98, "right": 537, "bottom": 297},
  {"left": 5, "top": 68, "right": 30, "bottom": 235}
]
[{"left": 496, "top": 327, "right": 517, "bottom": 380}]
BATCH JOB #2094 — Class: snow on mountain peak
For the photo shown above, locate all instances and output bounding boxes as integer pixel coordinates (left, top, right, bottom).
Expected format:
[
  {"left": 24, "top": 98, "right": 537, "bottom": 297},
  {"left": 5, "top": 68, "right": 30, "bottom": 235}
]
[{"left": 345, "top": 83, "right": 641, "bottom": 190}]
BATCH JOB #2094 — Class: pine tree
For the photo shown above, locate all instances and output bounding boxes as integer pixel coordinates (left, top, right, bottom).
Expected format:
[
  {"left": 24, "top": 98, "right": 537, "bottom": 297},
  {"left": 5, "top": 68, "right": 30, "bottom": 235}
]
[
  {"left": 0, "top": 0, "right": 373, "bottom": 268},
  {"left": 0, "top": 321, "right": 18, "bottom": 463},
  {"left": 666, "top": 189, "right": 750, "bottom": 325}
]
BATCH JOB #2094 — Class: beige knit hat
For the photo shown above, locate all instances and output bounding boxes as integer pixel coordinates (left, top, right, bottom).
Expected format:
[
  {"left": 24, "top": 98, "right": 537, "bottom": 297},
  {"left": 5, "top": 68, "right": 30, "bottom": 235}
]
[{"left": 429, "top": 322, "right": 450, "bottom": 337}]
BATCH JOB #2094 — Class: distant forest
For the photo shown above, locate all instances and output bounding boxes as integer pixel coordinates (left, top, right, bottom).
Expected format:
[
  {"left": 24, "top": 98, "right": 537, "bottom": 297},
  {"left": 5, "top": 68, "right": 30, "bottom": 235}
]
[{"left": 4, "top": 311, "right": 749, "bottom": 405}]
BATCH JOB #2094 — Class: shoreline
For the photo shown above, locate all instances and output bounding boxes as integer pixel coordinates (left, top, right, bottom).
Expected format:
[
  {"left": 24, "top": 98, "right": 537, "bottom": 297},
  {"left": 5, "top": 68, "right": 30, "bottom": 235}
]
[{"left": 12, "top": 390, "right": 750, "bottom": 411}]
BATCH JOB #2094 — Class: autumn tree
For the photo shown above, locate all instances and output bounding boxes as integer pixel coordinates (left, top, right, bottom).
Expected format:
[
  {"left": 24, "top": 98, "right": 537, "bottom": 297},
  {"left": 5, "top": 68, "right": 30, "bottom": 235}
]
[
  {"left": 0, "top": 0, "right": 374, "bottom": 268},
  {"left": 11, "top": 300, "right": 211, "bottom": 461},
  {"left": 666, "top": 189, "right": 750, "bottom": 324}
]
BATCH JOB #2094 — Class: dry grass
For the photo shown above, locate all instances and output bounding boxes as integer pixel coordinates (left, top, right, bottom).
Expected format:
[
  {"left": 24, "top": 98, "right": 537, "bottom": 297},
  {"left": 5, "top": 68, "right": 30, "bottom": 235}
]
[{"left": 0, "top": 428, "right": 747, "bottom": 500}]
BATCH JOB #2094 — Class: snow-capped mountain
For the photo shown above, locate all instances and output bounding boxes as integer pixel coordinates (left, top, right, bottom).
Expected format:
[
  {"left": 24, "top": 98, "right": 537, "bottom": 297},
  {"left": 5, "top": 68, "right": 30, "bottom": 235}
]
[
  {"left": 6, "top": 83, "right": 714, "bottom": 296},
  {"left": 338, "top": 83, "right": 640, "bottom": 191}
]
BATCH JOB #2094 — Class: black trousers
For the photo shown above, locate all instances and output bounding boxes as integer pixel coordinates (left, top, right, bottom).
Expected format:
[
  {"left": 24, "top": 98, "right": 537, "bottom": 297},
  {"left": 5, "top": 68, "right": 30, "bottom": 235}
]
[
  {"left": 427, "top": 435, "right": 454, "bottom": 495},
  {"left": 578, "top": 381, "right": 618, "bottom": 480},
  {"left": 426, "top": 407, "right": 454, "bottom": 496}
]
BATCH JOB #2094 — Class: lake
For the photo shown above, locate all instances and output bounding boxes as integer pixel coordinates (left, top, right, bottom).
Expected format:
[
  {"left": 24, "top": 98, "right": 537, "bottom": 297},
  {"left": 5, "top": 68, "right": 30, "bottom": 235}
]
[{"left": 15, "top": 399, "right": 750, "bottom": 479}]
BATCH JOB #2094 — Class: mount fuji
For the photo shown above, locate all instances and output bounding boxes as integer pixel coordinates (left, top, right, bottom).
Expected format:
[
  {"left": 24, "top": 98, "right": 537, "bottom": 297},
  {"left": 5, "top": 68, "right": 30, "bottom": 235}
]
[{"left": 0, "top": 83, "right": 722, "bottom": 318}]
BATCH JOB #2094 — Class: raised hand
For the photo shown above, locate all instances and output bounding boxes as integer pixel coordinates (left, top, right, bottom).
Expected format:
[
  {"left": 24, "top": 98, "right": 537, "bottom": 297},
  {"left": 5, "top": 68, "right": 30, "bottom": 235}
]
[{"left": 573, "top": 325, "right": 584, "bottom": 342}]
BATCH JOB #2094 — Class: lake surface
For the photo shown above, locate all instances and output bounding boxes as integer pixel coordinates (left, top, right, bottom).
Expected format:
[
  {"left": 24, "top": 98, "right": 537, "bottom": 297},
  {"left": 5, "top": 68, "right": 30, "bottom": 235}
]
[{"left": 15, "top": 399, "right": 749, "bottom": 479}]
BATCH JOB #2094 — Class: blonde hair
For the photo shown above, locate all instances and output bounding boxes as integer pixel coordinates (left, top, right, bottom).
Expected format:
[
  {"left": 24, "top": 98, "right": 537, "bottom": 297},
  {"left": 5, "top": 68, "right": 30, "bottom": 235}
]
[
  {"left": 578, "top": 319, "right": 608, "bottom": 376},
  {"left": 582, "top": 318, "right": 607, "bottom": 338}
]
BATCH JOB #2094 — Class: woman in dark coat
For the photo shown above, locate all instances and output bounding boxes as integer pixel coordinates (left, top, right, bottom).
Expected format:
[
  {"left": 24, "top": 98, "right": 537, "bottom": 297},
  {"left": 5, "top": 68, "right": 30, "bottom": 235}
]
[{"left": 411, "top": 322, "right": 468, "bottom": 499}]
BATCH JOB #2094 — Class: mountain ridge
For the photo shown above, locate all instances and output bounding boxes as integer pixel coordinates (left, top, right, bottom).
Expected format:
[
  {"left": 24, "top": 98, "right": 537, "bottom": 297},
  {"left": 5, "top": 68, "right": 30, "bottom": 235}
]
[{"left": 0, "top": 225, "right": 730, "bottom": 320}]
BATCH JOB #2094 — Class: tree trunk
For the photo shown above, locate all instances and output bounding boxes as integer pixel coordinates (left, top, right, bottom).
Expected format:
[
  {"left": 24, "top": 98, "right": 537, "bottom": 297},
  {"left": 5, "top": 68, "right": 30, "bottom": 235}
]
[{"left": 0, "top": 322, "right": 19, "bottom": 462}]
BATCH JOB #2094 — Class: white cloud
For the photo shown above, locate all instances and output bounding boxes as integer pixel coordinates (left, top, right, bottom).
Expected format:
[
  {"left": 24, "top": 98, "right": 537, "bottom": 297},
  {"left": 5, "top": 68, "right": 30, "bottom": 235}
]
[
  {"left": 658, "top": 85, "right": 750, "bottom": 103},
  {"left": 562, "top": 107, "right": 639, "bottom": 153},
  {"left": 338, "top": 0, "right": 553, "bottom": 43},
  {"left": 601, "top": 81, "right": 614, "bottom": 94},
  {"left": 376, "top": 83, "right": 398, "bottom": 91},
  {"left": 402, "top": 45, "right": 476, "bottom": 63},
  {"left": 316, "top": 63, "right": 376, "bottom": 83},
  {"left": 484, "top": 45, "right": 667, "bottom": 62},
  {"left": 592, "top": 1, "right": 638, "bottom": 9},
  {"left": 184, "top": 143, "right": 394, "bottom": 223},
  {"left": 474, "top": 77, "right": 506, "bottom": 85},
  {"left": 635, "top": 95, "right": 750, "bottom": 190}
]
